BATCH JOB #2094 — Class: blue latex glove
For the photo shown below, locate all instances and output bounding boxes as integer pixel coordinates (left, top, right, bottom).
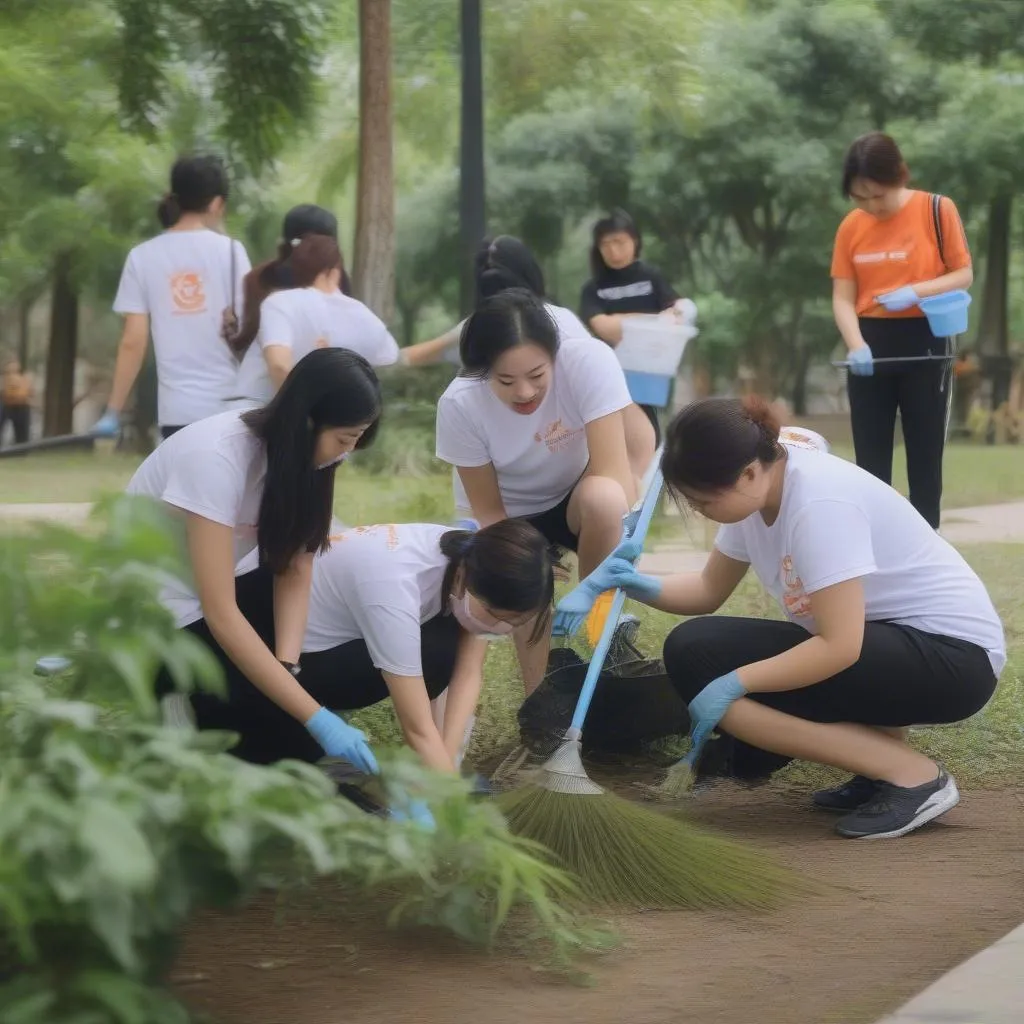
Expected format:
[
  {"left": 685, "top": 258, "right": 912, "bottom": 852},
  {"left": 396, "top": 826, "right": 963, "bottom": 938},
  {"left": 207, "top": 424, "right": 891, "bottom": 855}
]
[
  {"left": 683, "top": 671, "right": 747, "bottom": 768},
  {"left": 389, "top": 796, "right": 436, "bottom": 830},
  {"left": 847, "top": 345, "right": 874, "bottom": 377},
  {"left": 91, "top": 409, "right": 121, "bottom": 438},
  {"left": 876, "top": 286, "right": 919, "bottom": 313},
  {"left": 453, "top": 517, "right": 479, "bottom": 532},
  {"left": 305, "top": 708, "right": 379, "bottom": 775},
  {"left": 552, "top": 534, "right": 655, "bottom": 637}
]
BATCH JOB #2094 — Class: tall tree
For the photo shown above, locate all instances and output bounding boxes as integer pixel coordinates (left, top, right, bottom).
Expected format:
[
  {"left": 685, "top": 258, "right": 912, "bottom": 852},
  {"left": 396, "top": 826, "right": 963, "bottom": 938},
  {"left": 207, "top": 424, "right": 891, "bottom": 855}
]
[{"left": 352, "top": 0, "right": 396, "bottom": 322}]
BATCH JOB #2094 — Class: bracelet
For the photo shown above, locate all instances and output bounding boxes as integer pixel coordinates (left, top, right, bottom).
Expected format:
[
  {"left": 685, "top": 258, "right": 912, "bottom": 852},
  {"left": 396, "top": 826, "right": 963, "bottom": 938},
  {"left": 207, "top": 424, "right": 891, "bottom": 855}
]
[{"left": 280, "top": 660, "right": 301, "bottom": 678}]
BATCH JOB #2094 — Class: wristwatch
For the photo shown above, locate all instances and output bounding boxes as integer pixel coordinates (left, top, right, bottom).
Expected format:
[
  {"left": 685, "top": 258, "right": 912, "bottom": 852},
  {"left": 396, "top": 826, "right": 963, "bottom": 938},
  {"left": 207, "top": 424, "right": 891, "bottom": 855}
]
[{"left": 280, "top": 660, "right": 301, "bottom": 678}]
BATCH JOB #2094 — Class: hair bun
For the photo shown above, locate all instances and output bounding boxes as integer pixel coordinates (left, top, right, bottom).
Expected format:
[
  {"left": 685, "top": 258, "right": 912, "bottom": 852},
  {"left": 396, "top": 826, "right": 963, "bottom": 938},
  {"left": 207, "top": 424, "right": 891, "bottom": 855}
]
[{"left": 740, "top": 394, "right": 781, "bottom": 442}]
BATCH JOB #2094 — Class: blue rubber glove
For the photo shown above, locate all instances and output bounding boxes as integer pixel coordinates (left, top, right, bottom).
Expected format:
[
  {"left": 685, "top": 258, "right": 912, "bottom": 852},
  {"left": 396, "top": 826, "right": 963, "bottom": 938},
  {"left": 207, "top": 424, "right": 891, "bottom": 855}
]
[
  {"left": 389, "top": 793, "right": 436, "bottom": 830},
  {"left": 553, "top": 534, "right": 654, "bottom": 636},
  {"left": 847, "top": 345, "right": 874, "bottom": 377},
  {"left": 597, "top": 558, "right": 662, "bottom": 601},
  {"left": 91, "top": 409, "right": 121, "bottom": 438},
  {"left": 684, "top": 671, "right": 747, "bottom": 768},
  {"left": 305, "top": 708, "right": 379, "bottom": 775},
  {"left": 876, "top": 285, "right": 919, "bottom": 313},
  {"left": 453, "top": 517, "right": 479, "bottom": 532}
]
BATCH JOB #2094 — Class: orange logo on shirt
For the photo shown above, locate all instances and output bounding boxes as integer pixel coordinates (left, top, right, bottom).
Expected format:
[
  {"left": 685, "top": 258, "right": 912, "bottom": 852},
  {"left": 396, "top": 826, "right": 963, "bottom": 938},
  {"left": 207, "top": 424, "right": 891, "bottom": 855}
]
[
  {"left": 781, "top": 555, "right": 812, "bottom": 618},
  {"left": 170, "top": 272, "right": 207, "bottom": 314},
  {"left": 328, "top": 524, "right": 400, "bottom": 549},
  {"left": 533, "top": 418, "right": 581, "bottom": 454}
]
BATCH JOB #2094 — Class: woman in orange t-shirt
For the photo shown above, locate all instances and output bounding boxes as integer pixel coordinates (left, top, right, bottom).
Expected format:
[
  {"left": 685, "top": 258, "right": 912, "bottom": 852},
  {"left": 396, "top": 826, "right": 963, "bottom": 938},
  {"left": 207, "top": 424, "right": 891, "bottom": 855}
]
[
  {"left": 0, "top": 357, "right": 33, "bottom": 446},
  {"left": 831, "top": 132, "right": 972, "bottom": 529}
]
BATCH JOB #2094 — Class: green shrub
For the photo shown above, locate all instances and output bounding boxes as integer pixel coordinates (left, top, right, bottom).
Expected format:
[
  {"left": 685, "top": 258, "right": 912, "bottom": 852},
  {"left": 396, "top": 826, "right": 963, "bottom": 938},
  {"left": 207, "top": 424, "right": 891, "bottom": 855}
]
[{"left": 0, "top": 497, "right": 599, "bottom": 1022}]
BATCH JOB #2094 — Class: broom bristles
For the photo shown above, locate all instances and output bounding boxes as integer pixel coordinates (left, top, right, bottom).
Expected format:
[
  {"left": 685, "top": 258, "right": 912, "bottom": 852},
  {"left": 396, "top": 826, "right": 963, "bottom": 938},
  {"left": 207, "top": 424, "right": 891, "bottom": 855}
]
[
  {"left": 498, "top": 785, "right": 811, "bottom": 911},
  {"left": 651, "top": 758, "right": 696, "bottom": 801}
]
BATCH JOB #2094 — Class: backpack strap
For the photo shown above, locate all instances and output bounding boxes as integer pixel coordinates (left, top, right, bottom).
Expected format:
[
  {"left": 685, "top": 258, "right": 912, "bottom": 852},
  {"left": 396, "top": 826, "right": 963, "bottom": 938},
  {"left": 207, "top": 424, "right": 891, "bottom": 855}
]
[{"left": 931, "top": 193, "right": 947, "bottom": 270}]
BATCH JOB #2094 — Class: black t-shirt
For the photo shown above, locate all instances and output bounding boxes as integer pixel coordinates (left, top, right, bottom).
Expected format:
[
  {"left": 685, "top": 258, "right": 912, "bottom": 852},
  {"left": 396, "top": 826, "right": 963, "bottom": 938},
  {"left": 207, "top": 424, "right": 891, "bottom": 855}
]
[{"left": 579, "top": 261, "right": 679, "bottom": 323}]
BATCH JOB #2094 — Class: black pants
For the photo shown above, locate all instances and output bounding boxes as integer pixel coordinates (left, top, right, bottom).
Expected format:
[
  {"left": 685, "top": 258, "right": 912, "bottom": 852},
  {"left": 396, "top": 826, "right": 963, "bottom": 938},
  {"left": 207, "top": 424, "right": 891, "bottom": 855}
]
[
  {"left": 848, "top": 317, "right": 954, "bottom": 528},
  {"left": 0, "top": 404, "right": 30, "bottom": 445},
  {"left": 156, "top": 567, "right": 461, "bottom": 765},
  {"left": 663, "top": 615, "right": 996, "bottom": 780}
]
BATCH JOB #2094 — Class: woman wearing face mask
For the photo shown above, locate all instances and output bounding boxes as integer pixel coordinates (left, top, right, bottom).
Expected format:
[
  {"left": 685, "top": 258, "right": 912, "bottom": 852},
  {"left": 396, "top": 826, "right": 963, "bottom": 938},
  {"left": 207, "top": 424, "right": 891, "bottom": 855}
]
[
  {"left": 435, "top": 288, "right": 637, "bottom": 693},
  {"left": 186, "top": 519, "right": 553, "bottom": 780},
  {"left": 832, "top": 132, "right": 972, "bottom": 529},
  {"left": 580, "top": 209, "right": 690, "bottom": 439},
  {"left": 581, "top": 396, "right": 1003, "bottom": 840},
  {"left": 227, "top": 234, "right": 398, "bottom": 407},
  {"left": 95, "top": 154, "right": 252, "bottom": 440},
  {"left": 131, "top": 347, "right": 384, "bottom": 774}
]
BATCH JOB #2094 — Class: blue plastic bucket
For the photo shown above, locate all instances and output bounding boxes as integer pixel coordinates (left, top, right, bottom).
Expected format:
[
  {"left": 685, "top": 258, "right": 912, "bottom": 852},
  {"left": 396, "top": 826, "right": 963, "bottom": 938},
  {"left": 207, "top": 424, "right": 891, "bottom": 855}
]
[
  {"left": 624, "top": 370, "right": 673, "bottom": 408},
  {"left": 919, "top": 290, "right": 971, "bottom": 338}
]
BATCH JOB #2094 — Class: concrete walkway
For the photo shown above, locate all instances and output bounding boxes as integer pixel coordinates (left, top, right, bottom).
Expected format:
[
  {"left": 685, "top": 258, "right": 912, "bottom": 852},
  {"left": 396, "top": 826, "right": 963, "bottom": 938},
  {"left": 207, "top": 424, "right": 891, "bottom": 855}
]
[{"left": 874, "top": 921, "right": 1024, "bottom": 1024}]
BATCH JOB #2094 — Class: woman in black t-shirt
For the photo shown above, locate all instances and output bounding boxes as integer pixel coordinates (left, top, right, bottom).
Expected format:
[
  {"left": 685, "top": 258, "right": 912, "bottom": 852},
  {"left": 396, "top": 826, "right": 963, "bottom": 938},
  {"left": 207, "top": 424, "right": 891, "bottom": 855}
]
[{"left": 580, "top": 209, "right": 683, "bottom": 437}]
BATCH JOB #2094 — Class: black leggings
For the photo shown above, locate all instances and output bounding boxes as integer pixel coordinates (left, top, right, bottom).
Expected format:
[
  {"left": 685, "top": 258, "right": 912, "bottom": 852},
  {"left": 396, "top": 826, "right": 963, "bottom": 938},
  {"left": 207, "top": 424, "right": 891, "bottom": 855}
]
[
  {"left": 0, "top": 404, "right": 30, "bottom": 445},
  {"left": 156, "top": 567, "right": 461, "bottom": 765},
  {"left": 848, "top": 317, "right": 954, "bottom": 528},
  {"left": 663, "top": 615, "right": 996, "bottom": 779}
]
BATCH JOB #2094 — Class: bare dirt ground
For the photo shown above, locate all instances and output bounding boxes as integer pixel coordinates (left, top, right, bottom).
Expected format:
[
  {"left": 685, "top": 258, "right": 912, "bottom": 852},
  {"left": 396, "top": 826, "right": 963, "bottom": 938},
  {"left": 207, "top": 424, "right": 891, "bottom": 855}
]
[{"left": 173, "top": 784, "right": 1024, "bottom": 1024}]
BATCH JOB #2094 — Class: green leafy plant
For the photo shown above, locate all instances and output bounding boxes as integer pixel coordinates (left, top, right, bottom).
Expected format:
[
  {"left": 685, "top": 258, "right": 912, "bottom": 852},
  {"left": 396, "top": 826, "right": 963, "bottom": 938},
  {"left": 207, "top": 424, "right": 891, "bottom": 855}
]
[{"left": 0, "top": 497, "right": 603, "bottom": 1022}]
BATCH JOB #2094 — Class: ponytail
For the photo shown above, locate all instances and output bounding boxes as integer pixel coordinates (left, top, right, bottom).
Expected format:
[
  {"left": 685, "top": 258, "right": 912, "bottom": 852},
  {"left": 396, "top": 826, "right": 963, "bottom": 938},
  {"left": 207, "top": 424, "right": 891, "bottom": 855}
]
[{"left": 157, "top": 193, "right": 181, "bottom": 229}]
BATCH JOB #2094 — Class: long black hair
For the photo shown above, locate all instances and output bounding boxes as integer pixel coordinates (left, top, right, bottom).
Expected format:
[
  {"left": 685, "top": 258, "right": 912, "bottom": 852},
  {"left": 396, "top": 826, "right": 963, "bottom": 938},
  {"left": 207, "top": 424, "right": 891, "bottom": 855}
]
[
  {"left": 589, "top": 208, "right": 642, "bottom": 278},
  {"left": 439, "top": 520, "right": 554, "bottom": 643},
  {"left": 474, "top": 236, "right": 546, "bottom": 304},
  {"left": 241, "top": 348, "right": 382, "bottom": 573},
  {"left": 157, "top": 155, "right": 229, "bottom": 229},
  {"left": 459, "top": 288, "right": 559, "bottom": 379}
]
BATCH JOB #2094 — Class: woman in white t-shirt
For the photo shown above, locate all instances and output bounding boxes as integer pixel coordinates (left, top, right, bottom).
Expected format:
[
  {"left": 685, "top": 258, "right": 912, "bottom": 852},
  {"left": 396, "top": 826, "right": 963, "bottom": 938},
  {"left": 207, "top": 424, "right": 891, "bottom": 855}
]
[
  {"left": 95, "top": 154, "right": 252, "bottom": 440},
  {"left": 129, "top": 347, "right": 384, "bottom": 776},
  {"left": 183, "top": 520, "right": 553, "bottom": 797},
  {"left": 577, "top": 396, "right": 1004, "bottom": 840},
  {"left": 436, "top": 288, "right": 641, "bottom": 691},
  {"left": 228, "top": 234, "right": 398, "bottom": 406}
]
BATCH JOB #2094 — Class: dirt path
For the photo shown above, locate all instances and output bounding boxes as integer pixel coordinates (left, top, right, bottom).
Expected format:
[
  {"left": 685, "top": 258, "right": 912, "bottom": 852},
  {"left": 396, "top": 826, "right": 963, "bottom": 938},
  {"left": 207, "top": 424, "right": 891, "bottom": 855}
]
[{"left": 173, "top": 785, "right": 1024, "bottom": 1024}]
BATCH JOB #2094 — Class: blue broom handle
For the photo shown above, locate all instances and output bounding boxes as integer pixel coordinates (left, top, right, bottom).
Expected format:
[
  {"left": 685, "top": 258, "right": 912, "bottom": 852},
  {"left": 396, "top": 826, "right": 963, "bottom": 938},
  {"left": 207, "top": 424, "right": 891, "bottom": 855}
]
[{"left": 567, "top": 461, "right": 665, "bottom": 737}]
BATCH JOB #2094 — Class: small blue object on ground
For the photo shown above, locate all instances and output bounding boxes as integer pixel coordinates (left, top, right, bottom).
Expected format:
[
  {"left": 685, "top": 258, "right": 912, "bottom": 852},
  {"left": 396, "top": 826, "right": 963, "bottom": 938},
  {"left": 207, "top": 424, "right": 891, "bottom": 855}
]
[{"left": 919, "top": 290, "right": 971, "bottom": 338}]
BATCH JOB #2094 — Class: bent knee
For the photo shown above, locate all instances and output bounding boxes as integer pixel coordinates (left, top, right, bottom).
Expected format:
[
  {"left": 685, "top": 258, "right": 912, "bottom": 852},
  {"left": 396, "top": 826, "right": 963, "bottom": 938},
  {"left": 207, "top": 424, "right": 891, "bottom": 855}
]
[
  {"left": 662, "top": 617, "right": 733, "bottom": 702},
  {"left": 572, "top": 474, "right": 630, "bottom": 518}
]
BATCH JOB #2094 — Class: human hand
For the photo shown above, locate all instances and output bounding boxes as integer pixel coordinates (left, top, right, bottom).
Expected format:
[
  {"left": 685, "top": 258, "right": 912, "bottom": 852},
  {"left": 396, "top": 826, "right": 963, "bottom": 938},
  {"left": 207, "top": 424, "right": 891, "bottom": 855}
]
[
  {"left": 91, "top": 409, "right": 121, "bottom": 438},
  {"left": 847, "top": 345, "right": 874, "bottom": 377},
  {"left": 684, "top": 671, "right": 747, "bottom": 768},
  {"left": 876, "top": 286, "right": 919, "bottom": 313},
  {"left": 305, "top": 708, "right": 379, "bottom": 775},
  {"left": 389, "top": 797, "right": 436, "bottom": 830}
]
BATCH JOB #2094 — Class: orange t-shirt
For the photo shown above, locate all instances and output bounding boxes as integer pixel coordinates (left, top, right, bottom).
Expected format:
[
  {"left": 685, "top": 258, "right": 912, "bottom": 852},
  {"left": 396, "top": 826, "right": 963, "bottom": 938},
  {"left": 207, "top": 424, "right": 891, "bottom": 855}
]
[
  {"left": 830, "top": 190, "right": 971, "bottom": 318},
  {"left": 1, "top": 373, "right": 31, "bottom": 405}
]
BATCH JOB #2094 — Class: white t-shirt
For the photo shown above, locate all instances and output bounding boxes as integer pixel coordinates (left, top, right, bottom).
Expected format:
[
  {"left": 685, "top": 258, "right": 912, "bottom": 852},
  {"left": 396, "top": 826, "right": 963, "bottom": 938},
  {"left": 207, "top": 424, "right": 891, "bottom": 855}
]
[
  {"left": 298, "top": 523, "right": 449, "bottom": 676},
  {"left": 114, "top": 230, "right": 251, "bottom": 426},
  {"left": 714, "top": 445, "right": 1006, "bottom": 675},
  {"left": 126, "top": 411, "right": 266, "bottom": 628},
  {"left": 233, "top": 288, "right": 399, "bottom": 404}
]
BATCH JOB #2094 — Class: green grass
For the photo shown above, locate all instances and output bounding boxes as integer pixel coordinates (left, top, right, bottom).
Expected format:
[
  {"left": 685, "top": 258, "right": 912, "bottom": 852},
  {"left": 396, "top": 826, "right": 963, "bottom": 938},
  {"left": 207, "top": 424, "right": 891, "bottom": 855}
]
[{"left": 2, "top": 440, "right": 1024, "bottom": 509}]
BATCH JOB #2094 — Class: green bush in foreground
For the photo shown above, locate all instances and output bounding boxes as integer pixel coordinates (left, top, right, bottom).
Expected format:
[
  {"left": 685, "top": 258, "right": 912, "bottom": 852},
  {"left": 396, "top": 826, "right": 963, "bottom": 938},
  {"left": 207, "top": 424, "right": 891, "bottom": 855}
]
[{"left": 0, "top": 498, "right": 598, "bottom": 1023}]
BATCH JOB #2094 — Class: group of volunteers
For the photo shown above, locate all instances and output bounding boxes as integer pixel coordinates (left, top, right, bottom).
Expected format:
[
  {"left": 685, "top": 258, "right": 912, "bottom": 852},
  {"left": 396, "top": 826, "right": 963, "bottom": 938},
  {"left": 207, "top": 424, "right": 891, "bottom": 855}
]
[{"left": 107, "top": 130, "right": 1003, "bottom": 840}]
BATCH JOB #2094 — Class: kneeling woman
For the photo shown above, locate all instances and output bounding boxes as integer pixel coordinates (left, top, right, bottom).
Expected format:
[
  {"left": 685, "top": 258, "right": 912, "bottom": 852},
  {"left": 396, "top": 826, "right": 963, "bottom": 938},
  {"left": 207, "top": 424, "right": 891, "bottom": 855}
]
[
  {"left": 602, "top": 397, "right": 1004, "bottom": 840},
  {"left": 436, "top": 288, "right": 639, "bottom": 692},
  {"left": 169, "top": 519, "right": 554, "bottom": 774},
  {"left": 133, "top": 347, "right": 383, "bottom": 772}
]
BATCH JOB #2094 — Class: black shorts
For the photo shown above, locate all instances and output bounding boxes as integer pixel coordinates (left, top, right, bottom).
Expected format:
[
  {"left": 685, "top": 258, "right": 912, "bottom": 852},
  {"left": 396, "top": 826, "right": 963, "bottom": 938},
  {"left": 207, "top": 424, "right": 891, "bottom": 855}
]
[
  {"left": 521, "top": 488, "right": 578, "bottom": 553},
  {"left": 663, "top": 615, "right": 998, "bottom": 779}
]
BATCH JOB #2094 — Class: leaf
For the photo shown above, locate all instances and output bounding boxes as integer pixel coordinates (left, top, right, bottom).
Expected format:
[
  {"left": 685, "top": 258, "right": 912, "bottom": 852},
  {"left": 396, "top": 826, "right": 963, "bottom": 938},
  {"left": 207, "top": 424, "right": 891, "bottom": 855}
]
[{"left": 78, "top": 799, "right": 157, "bottom": 890}]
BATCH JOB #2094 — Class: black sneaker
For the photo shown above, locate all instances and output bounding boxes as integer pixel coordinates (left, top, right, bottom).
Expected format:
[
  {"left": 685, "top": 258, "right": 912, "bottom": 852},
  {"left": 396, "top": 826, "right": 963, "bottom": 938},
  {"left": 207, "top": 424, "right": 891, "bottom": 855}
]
[
  {"left": 835, "top": 769, "right": 960, "bottom": 839},
  {"left": 812, "top": 774, "right": 881, "bottom": 812}
]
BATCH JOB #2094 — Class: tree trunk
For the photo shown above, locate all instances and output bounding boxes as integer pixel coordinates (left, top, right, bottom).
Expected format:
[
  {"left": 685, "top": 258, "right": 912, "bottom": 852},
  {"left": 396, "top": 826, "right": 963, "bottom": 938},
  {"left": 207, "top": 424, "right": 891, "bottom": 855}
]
[
  {"left": 459, "top": 0, "right": 485, "bottom": 317},
  {"left": 976, "top": 194, "right": 1013, "bottom": 440},
  {"left": 352, "top": 0, "right": 395, "bottom": 324},
  {"left": 790, "top": 344, "right": 812, "bottom": 416},
  {"left": 18, "top": 294, "right": 32, "bottom": 368},
  {"left": 43, "top": 253, "right": 79, "bottom": 437}
]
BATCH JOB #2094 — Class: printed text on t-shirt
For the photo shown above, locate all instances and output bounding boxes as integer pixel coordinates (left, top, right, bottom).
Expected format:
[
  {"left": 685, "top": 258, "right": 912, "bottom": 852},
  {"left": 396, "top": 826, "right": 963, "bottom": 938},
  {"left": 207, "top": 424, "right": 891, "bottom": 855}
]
[
  {"left": 781, "top": 555, "right": 811, "bottom": 618},
  {"left": 534, "top": 419, "right": 582, "bottom": 453}
]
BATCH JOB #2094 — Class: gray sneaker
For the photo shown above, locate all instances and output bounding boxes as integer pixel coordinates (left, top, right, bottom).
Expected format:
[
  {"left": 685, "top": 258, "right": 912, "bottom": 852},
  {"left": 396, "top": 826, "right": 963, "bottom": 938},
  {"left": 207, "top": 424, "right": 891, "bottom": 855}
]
[{"left": 835, "top": 769, "right": 960, "bottom": 839}]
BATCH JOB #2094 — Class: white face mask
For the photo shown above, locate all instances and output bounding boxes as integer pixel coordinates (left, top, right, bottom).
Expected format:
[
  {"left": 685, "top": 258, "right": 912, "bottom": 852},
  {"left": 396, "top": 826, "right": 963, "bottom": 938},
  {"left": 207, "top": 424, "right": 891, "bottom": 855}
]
[
  {"left": 449, "top": 591, "right": 516, "bottom": 641},
  {"left": 316, "top": 452, "right": 350, "bottom": 471}
]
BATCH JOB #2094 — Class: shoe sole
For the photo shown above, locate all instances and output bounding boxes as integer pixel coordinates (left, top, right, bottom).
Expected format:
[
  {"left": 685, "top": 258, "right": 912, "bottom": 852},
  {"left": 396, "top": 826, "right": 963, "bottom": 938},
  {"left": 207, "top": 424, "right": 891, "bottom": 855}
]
[{"left": 836, "top": 779, "right": 960, "bottom": 840}]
